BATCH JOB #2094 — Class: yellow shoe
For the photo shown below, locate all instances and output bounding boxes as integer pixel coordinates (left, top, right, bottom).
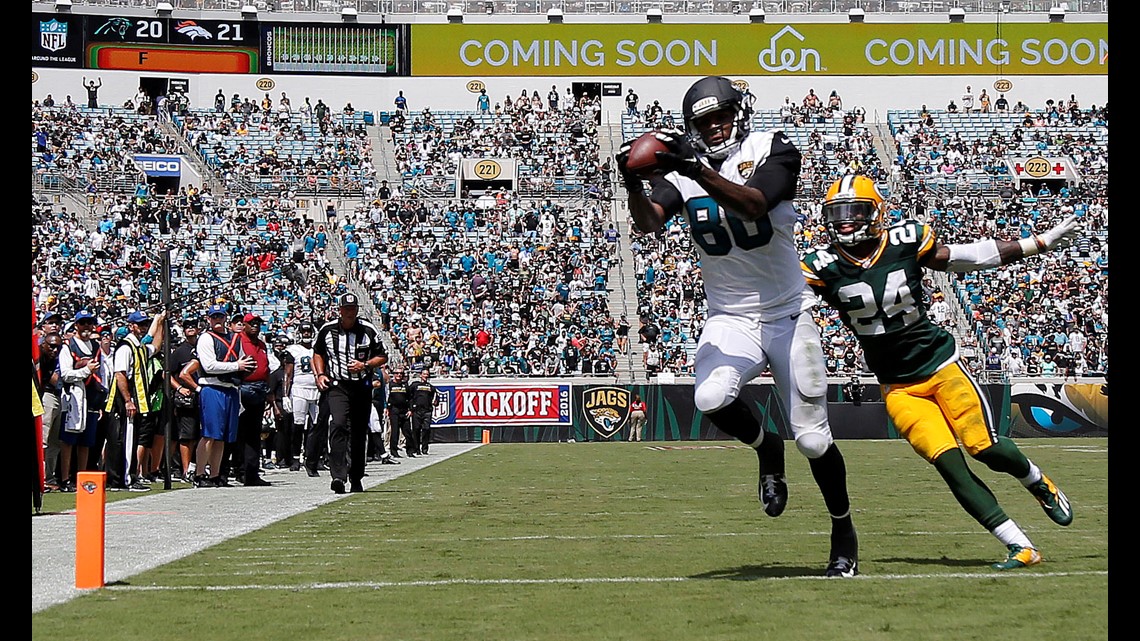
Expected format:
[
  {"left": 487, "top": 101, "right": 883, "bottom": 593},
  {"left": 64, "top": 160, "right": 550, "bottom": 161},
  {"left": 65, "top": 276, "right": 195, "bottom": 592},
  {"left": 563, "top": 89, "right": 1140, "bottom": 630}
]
[{"left": 992, "top": 544, "right": 1042, "bottom": 570}]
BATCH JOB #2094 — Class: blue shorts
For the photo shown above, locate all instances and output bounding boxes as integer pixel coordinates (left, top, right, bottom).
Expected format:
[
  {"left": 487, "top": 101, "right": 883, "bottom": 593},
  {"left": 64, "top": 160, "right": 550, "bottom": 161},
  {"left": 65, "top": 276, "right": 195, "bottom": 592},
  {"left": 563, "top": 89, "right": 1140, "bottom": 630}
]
[
  {"left": 59, "top": 411, "right": 99, "bottom": 448},
  {"left": 199, "top": 385, "right": 240, "bottom": 443}
]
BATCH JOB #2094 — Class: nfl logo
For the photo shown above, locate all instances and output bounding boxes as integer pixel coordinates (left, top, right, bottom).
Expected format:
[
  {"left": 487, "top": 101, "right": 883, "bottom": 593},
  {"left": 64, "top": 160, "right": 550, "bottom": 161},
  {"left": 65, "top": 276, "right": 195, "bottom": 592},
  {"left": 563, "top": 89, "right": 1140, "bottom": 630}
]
[{"left": 40, "top": 19, "right": 68, "bottom": 52}]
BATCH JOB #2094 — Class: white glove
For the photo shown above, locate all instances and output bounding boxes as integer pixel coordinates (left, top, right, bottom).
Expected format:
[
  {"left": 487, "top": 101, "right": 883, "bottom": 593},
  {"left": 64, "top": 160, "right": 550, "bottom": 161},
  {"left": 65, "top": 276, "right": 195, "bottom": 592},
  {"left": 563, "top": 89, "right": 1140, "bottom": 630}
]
[
  {"left": 1020, "top": 214, "right": 1082, "bottom": 256},
  {"left": 1040, "top": 214, "right": 1082, "bottom": 250}
]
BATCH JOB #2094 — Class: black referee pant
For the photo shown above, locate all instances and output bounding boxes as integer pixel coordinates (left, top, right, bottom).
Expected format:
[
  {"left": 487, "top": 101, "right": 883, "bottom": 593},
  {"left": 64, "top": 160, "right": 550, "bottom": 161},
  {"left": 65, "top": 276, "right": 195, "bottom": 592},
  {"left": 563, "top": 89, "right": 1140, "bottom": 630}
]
[{"left": 326, "top": 380, "right": 372, "bottom": 484}]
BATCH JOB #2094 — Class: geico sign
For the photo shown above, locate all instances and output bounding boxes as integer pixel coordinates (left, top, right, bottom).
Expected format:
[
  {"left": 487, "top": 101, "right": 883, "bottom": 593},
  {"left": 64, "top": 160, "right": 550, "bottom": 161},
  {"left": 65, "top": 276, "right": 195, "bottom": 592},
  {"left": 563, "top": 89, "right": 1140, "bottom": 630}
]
[{"left": 137, "top": 159, "right": 181, "bottom": 172}]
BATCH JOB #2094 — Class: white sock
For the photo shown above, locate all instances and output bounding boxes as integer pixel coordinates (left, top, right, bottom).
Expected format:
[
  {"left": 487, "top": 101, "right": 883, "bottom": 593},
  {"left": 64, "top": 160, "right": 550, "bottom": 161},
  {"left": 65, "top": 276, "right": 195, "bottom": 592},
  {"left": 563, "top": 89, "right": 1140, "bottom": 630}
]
[
  {"left": 992, "top": 519, "right": 1034, "bottom": 549},
  {"left": 1019, "top": 460, "right": 1043, "bottom": 487}
]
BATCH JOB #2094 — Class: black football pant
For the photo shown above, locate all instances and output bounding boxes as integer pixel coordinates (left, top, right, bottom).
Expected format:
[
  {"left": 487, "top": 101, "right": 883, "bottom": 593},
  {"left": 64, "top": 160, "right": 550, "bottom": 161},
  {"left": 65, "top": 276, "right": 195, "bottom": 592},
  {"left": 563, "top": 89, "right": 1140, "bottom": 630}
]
[
  {"left": 389, "top": 409, "right": 416, "bottom": 455},
  {"left": 274, "top": 411, "right": 300, "bottom": 466},
  {"left": 412, "top": 409, "right": 432, "bottom": 453},
  {"left": 304, "top": 394, "right": 331, "bottom": 473},
  {"left": 368, "top": 401, "right": 388, "bottom": 459}
]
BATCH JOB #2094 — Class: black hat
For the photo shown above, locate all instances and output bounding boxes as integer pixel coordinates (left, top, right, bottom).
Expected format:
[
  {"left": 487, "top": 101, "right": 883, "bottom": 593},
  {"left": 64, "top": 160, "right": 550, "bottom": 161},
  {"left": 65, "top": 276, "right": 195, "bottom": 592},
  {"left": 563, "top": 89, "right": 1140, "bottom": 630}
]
[{"left": 338, "top": 293, "right": 359, "bottom": 307}]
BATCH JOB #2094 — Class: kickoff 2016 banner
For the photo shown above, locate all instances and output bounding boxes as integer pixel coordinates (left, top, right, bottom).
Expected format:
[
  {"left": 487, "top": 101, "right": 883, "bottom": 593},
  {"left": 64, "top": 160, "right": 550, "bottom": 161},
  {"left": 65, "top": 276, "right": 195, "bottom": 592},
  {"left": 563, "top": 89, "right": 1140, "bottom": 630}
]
[
  {"left": 431, "top": 384, "right": 573, "bottom": 426},
  {"left": 410, "top": 22, "right": 1106, "bottom": 77}
]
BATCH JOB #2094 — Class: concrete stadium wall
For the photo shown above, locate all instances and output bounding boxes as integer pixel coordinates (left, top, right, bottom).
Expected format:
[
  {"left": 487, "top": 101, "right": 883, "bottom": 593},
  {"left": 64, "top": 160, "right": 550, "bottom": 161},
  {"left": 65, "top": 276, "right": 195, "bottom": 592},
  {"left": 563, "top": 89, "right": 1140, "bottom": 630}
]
[{"left": 31, "top": 67, "right": 1108, "bottom": 124}]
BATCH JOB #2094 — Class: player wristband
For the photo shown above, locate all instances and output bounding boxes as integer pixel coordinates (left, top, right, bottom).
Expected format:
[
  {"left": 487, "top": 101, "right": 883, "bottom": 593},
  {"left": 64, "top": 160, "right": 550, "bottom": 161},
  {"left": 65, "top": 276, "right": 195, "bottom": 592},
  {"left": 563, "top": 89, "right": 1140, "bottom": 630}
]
[{"left": 1017, "top": 234, "right": 1047, "bottom": 257}]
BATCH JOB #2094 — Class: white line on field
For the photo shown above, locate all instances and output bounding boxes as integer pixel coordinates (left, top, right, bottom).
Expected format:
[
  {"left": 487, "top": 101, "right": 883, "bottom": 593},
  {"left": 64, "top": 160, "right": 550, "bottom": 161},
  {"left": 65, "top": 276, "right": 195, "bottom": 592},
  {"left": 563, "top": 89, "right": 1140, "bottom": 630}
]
[
  {"left": 242, "top": 527, "right": 1104, "bottom": 546},
  {"left": 109, "top": 570, "right": 1108, "bottom": 593}
]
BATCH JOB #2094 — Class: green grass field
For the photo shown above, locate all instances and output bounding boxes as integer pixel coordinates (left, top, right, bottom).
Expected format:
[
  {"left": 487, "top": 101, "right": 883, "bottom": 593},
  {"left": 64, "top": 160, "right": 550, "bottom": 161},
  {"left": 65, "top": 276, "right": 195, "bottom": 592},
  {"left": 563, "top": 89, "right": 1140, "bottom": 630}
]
[{"left": 32, "top": 439, "right": 1108, "bottom": 641}]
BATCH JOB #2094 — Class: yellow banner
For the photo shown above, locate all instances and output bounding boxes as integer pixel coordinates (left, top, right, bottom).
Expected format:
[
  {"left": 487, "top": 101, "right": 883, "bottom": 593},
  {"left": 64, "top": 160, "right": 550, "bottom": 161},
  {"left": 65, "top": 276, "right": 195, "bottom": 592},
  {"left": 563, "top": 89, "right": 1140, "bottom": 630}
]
[{"left": 411, "top": 22, "right": 1106, "bottom": 77}]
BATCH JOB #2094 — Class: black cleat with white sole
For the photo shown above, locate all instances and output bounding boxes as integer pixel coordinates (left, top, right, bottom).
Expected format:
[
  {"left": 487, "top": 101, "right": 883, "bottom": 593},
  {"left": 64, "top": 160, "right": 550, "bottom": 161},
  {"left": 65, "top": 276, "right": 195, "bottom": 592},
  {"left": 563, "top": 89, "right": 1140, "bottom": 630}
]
[
  {"left": 825, "top": 556, "right": 858, "bottom": 578},
  {"left": 759, "top": 473, "right": 788, "bottom": 517}
]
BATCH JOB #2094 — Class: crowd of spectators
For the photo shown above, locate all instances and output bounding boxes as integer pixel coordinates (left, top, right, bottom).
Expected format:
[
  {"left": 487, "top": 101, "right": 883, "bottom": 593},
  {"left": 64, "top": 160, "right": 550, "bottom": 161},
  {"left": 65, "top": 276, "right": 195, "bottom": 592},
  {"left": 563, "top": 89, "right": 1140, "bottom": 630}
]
[
  {"left": 33, "top": 102, "right": 182, "bottom": 189},
  {"left": 32, "top": 174, "right": 348, "bottom": 346},
  {"left": 389, "top": 85, "right": 609, "bottom": 200},
  {"left": 330, "top": 189, "right": 623, "bottom": 377},
  {"left": 172, "top": 90, "right": 374, "bottom": 195},
  {"left": 33, "top": 87, "right": 1107, "bottom": 383}
]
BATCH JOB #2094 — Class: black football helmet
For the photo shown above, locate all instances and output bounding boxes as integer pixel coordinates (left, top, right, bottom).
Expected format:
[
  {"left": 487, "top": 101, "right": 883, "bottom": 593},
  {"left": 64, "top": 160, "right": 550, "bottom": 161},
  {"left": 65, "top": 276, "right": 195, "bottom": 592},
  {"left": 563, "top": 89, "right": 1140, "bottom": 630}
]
[
  {"left": 681, "top": 76, "right": 751, "bottom": 161},
  {"left": 299, "top": 323, "right": 315, "bottom": 347}
]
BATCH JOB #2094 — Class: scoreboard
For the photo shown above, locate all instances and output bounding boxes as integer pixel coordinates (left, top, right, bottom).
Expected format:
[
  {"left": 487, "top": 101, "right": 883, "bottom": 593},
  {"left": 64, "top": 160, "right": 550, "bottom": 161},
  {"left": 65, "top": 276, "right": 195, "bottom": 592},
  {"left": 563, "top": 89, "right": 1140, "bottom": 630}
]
[
  {"left": 32, "top": 13, "right": 408, "bottom": 76},
  {"left": 85, "top": 15, "right": 259, "bottom": 73}
]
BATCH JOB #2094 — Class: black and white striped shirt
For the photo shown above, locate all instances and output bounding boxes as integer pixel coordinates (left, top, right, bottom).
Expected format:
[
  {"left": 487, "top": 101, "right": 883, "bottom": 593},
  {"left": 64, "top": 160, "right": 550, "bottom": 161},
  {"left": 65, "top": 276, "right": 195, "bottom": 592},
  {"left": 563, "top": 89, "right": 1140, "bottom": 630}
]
[{"left": 312, "top": 318, "right": 385, "bottom": 383}]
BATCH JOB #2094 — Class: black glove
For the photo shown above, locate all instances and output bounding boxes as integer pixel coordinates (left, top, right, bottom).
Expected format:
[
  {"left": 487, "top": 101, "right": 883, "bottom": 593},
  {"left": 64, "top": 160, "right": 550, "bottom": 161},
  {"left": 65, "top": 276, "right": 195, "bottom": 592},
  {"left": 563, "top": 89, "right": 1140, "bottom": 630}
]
[
  {"left": 615, "top": 140, "right": 645, "bottom": 193},
  {"left": 653, "top": 129, "right": 703, "bottom": 180}
]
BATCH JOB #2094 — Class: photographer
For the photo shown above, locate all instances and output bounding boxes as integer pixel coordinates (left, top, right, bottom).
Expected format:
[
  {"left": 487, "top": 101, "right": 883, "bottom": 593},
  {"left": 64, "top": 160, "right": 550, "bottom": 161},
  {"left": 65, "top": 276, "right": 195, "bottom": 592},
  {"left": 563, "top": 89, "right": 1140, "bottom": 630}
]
[{"left": 845, "top": 375, "right": 864, "bottom": 407}]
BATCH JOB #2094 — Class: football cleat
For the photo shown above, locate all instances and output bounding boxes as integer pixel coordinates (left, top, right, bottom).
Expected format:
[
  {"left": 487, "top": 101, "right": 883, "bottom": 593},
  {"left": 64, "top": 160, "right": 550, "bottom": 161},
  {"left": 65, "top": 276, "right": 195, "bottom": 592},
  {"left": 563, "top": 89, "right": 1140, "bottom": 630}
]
[
  {"left": 825, "top": 556, "right": 858, "bottom": 578},
  {"left": 1028, "top": 474, "right": 1073, "bottom": 526},
  {"left": 330, "top": 479, "right": 346, "bottom": 495},
  {"left": 992, "top": 544, "right": 1042, "bottom": 571},
  {"left": 759, "top": 473, "right": 788, "bottom": 517}
]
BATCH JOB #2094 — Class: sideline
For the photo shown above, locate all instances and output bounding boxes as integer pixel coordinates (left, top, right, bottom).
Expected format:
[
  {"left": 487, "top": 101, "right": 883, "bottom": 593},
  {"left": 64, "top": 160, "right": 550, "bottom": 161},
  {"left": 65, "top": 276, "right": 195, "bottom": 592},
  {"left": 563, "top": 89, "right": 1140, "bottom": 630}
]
[{"left": 32, "top": 443, "right": 482, "bottom": 614}]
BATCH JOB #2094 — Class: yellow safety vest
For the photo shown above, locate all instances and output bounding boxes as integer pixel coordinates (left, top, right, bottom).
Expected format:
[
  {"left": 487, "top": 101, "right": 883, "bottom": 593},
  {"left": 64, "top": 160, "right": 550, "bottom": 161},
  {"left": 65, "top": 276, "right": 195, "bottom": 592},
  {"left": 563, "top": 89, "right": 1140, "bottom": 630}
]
[{"left": 105, "top": 336, "right": 158, "bottom": 413}]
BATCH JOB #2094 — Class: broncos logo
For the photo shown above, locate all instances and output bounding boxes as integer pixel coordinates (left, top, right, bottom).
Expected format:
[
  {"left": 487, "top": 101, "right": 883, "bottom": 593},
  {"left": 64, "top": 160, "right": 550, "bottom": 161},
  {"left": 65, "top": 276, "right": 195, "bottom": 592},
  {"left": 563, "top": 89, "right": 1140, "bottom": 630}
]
[
  {"left": 94, "top": 18, "right": 132, "bottom": 38},
  {"left": 175, "top": 21, "right": 214, "bottom": 41}
]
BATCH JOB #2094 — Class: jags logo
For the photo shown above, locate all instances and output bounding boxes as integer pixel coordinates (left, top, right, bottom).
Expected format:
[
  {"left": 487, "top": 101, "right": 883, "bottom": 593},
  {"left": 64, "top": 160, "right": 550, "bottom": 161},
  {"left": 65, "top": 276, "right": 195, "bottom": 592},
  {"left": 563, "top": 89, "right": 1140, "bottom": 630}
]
[
  {"left": 581, "top": 386, "right": 631, "bottom": 439},
  {"left": 1010, "top": 383, "right": 1107, "bottom": 436},
  {"left": 737, "top": 160, "right": 754, "bottom": 179},
  {"left": 175, "top": 21, "right": 214, "bottom": 41},
  {"left": 80, "top": 480, "right": 99, "bottom": 494}
]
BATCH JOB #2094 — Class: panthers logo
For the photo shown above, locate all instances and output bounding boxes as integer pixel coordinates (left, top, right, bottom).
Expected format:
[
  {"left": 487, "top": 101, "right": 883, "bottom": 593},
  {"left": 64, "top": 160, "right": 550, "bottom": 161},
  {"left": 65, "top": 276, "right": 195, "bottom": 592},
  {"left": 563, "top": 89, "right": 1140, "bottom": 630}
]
[
  {"left": 581, "top": 386, "right": 631, "bottom": 439},
  {"left": 94, "top": 18, "right": 132, "bottom": 39},
  {"left": 175, "top": 21, "right": 214, "bottom": 41}
]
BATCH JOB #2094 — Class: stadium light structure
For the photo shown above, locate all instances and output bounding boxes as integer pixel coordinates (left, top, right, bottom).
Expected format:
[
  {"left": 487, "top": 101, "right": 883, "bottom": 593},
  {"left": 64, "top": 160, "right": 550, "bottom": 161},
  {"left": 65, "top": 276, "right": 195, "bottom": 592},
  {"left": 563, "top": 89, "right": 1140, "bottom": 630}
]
[
  {"left": 547, "top": 7, "right": 564, "bottom": 23},
  {"left": 241, "top": 4, "right": 259, "bottom": 19},
  {"left": 1048, "top": 5, "right": 1066, "bottom": 21},
  {"left": 948, "top": 6, "right": 965, "bottom": 22},
  {"left": 447, "top": 7, "right": 464, "bottom": 23},
  {"left": 848, "top": 7, "right": 865, "bottom": 22},
  {"left": 156, "top": 2, "right": 174, "bottom": 16},
  {"left": 647, "top": 7, "right": 663, "bottom": 23},
  {"left": 749, "top": 7, "right": 765, "bottom": 23},
  {"left": 341, "top": 6, "right": 358, "bottom": 21}
]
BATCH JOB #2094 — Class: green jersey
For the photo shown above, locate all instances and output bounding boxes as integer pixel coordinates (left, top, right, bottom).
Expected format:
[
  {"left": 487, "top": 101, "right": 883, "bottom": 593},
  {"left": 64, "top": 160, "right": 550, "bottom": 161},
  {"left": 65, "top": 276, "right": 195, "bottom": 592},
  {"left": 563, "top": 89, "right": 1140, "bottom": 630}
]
[{"left": 801, "top": 220, "right": 958, "bottom": 383}]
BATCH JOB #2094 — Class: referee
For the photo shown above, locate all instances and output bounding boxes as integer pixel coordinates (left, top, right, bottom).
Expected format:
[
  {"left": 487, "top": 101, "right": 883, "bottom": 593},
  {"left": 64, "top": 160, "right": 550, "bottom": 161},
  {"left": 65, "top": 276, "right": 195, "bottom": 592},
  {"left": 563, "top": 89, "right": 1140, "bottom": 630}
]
[{"left": 311, "top": 293, "right": 387, "bottom": 494}]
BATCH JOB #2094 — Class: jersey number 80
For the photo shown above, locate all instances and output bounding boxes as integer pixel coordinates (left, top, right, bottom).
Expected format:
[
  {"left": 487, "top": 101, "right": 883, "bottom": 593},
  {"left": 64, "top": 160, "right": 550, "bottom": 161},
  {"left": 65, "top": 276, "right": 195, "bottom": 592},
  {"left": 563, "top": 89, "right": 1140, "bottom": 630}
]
[{"left": 687, "top": 197, "right": 773, "bottom": 256}]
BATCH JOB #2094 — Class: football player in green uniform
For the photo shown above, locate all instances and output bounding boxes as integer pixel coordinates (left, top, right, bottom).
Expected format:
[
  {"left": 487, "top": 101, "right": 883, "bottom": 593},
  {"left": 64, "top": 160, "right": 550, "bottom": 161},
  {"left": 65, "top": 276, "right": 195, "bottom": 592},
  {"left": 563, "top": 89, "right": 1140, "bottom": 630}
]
[{"left": 801, "top": 175, "right": 1079, "bottom": 570}]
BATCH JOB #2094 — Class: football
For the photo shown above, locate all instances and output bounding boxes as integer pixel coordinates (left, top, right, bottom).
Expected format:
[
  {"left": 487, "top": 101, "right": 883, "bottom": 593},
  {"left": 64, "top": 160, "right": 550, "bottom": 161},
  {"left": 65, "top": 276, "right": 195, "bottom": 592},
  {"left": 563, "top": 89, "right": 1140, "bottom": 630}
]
[{"left": 624, "top": 130, "right": 669, "bottom": 177}]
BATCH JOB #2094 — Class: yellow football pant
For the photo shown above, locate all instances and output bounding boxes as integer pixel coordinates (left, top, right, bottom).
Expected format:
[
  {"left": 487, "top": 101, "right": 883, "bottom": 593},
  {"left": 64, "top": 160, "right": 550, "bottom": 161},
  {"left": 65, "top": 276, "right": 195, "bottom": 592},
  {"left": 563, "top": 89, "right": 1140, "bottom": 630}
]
[{"left": 882, "top": 362, "right": 999, "bottom": 463}]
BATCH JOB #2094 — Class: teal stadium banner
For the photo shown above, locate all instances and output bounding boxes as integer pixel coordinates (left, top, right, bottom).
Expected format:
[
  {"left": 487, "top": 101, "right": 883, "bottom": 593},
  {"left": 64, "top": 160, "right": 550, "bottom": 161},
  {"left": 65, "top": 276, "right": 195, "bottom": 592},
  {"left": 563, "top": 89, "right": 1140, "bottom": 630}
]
[{"left": 426, "top": 382, "right": 1107, "bottom": 443}]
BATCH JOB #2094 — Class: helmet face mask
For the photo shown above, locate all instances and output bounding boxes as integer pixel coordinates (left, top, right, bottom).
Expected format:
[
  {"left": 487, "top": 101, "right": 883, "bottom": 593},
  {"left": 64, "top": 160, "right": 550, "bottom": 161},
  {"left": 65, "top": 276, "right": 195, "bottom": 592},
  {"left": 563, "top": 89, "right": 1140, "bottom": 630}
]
[
  {"left": 682, "top": 76, "right": 750, "bottom": 162},
  {"left": 823, "top": 175, "right": 886, "bottom": 246}
]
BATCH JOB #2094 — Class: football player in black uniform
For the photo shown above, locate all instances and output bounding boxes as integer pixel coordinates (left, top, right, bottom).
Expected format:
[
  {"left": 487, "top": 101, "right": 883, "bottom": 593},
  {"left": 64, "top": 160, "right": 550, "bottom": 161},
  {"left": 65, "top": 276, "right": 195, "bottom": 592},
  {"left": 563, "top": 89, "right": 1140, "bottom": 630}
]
[
  {"left": 802, "top": 175, "right": 1079, "bottom": 570},
  {"left": 618, "top": 75, "right": 858, "bottom": 577}
]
